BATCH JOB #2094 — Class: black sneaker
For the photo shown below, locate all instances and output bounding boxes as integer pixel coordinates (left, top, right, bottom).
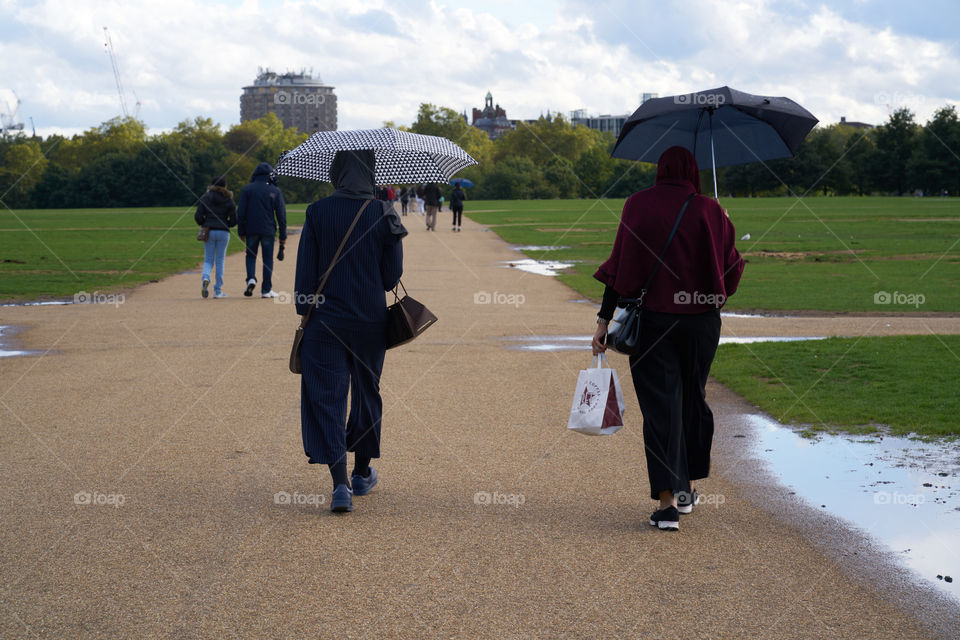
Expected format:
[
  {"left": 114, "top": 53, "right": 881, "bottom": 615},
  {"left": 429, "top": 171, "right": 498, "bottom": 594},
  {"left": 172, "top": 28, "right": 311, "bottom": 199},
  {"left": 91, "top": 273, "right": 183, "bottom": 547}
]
[
  {"left": 201, "top": 279, "right": 209, "bottom": 299},
  {"left": 677, "top": 489, "right": 699, "bottom": 515},
  {"left": 650, "top": 506, "right": 680, "bottom": 531}
]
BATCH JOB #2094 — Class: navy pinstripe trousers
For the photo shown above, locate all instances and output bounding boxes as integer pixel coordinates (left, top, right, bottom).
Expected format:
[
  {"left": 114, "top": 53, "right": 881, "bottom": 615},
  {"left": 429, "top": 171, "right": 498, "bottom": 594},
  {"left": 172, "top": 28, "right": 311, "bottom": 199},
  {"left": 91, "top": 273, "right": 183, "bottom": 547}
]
[{"left": 300, "top": 321, "right": 386, "bottom": 465}]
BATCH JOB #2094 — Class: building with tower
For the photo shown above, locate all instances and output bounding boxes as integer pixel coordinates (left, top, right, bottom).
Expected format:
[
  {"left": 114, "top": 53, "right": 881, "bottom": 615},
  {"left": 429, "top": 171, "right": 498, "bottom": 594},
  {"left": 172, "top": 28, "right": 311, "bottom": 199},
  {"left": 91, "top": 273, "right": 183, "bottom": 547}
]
[
  {"left": 240, "top": 68, "right": 337, "bottom": 133},
  {"left": 471, "top": 91, "right": 514, "bottom": 139}
]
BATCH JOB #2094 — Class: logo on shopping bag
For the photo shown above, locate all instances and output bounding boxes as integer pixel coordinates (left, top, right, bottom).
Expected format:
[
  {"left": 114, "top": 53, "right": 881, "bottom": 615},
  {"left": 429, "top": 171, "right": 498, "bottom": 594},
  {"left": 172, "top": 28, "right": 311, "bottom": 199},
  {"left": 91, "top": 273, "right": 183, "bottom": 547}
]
[{"left": 578, "top": 381, "right": 601, "bottom": 414}]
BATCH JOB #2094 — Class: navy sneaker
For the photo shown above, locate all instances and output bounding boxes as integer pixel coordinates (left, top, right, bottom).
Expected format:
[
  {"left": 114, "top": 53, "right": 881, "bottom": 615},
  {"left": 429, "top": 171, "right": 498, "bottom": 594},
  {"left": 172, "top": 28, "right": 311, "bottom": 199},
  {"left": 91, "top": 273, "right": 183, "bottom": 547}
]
[
  {"left": 677, "top": 489, "right": 699, "bottom": 515},
  {"left": 649, "top": 506, "right": 680, "bottom": 531},
  {"left": 351, "top": 467, "right": 378, "bottom": 496},
  {"left": 330, "top": 484, "right": 353, "bottom": 512}
]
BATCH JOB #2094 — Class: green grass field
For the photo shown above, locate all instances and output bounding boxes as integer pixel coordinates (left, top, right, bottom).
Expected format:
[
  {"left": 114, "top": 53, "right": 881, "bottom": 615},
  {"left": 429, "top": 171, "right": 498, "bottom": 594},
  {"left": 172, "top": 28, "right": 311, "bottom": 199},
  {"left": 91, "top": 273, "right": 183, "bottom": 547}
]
[
  {"left": 465, "top": 196, "right": 960, "bottom": 312},
  {"left": 0, "top": 206, "right": 307, "bottom": 300},
  {"left": 710, "top": 335, "right": 960, "bottom": 437},
  {"left": 2, "top": 198, "right": 957, "bottom": 435}
]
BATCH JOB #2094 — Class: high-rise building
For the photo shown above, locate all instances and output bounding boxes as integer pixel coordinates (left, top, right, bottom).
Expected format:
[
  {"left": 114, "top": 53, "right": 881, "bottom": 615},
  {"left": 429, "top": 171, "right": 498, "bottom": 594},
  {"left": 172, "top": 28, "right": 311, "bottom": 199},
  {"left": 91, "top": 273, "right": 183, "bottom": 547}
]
[
  {"left": 240, "top": 68, "right": 337, "bottom": 132},
  {"left": 569, "top": 111, "right": 630, "bottom": 138}
]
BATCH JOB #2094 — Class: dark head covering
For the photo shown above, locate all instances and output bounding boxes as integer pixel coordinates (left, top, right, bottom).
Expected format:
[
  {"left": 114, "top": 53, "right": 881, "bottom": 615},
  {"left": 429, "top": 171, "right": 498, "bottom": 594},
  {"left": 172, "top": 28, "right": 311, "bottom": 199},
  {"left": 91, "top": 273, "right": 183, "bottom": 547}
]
[
  {"left": 655, "top": 146, "right": 701, "bottom": 193},
  {"left": 212, "top": 175, "right": 227, "bottom": 188},
  {"left": 329, "top": 150, "right": 376, "bottom": 200},
  {"left": 251, "top": 162, "right": 274, "bottom": 182}
]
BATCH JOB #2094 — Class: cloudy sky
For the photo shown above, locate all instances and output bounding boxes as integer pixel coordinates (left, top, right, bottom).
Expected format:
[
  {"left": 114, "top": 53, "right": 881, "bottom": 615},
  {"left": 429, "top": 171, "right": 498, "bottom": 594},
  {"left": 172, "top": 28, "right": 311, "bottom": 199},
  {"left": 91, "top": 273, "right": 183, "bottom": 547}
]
[{"left": 1, "top": 0, "right": 957, "bottom": 138}]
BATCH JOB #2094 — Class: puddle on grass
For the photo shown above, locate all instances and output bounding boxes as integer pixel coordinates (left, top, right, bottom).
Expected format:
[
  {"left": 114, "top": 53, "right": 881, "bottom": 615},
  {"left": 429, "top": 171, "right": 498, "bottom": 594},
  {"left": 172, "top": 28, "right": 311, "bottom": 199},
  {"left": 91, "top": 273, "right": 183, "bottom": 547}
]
[
  {"left": 747, "top": 413, "right": 960, "bottom": 601},
  {"left": 499, "top": 259, "right": 577, "bottom": 276},
  {"left": 503, "top": 335, "right": 827, "bottom": 351}
]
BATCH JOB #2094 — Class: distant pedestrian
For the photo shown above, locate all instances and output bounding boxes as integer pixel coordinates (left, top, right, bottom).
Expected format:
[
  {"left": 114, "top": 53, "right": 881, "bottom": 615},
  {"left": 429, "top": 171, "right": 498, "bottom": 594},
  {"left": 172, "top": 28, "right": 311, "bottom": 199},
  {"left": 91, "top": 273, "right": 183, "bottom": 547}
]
[
  {"left": 422, "top": 182, "right": 441, "bottom": 231},
  {"left": 238, "top": 162, "right": 287, "bottom": 298},
  {"left": 415, "top": 185, "right": 425, "bottom": 215},
  {"left": 399, "top": 187, "right": 409, "bottom": 215},
  {"left": 195, "top": 175, "right": 237, "bottom": 298},
  {"left": 592, "top": 146, "right": 744, "bottom": 532},
  {"left": 450, "top": 183, "right": 466, "bottom": 232}
]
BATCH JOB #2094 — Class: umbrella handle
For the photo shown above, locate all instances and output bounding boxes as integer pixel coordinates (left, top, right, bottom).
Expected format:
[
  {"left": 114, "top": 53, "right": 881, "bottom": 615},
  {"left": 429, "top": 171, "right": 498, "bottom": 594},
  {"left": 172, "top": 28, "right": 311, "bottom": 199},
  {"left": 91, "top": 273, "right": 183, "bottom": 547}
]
[{"left": 710, "top": 111, "right": 719, "bottom": 201}]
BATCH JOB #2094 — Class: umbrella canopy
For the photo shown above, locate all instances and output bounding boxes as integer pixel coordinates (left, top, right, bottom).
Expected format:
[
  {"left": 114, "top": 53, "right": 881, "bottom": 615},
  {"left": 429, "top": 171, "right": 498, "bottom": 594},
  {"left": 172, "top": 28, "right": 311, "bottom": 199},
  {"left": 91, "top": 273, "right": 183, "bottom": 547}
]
[
  {"left": 450, "top": 177, "right": 475, "bottom": 188},
  {"left": 612, "top": 86, "right": 818, "bottom": 196},
  {"left": 276, "top": 128, "right": 478, "bottom": 185}
]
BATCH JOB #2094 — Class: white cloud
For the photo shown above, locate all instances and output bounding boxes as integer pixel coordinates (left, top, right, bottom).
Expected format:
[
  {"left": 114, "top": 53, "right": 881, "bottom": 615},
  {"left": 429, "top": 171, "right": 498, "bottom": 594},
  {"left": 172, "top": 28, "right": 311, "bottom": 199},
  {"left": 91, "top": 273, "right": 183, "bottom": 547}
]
[{"left": 0, "top": 0, "right": 957, "bottom": 138}]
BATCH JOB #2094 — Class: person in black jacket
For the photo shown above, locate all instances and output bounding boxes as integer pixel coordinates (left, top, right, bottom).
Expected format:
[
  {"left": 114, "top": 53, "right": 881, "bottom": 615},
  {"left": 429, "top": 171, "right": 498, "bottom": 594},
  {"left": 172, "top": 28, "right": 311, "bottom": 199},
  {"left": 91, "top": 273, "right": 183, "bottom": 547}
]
[
  {"left": 195, "top": 175, "right": 237, "bottom": 298},
  {"left": 450, "top": 183, "right": 466, "bottom": 232},
  {"left": 421, "top": 182, "right": 441, "bottom": 231},
  {"left": 238, "top": 162, "right": 287, "bottom": 298},
  {"left": 295, "top": 149, "right": 406, "bottom": 513}
]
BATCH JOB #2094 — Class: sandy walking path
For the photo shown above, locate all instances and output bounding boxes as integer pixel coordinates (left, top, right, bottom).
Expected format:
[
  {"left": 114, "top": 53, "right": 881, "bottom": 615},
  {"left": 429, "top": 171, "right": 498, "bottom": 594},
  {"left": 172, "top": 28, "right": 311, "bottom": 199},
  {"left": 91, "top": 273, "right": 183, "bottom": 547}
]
[{"left": 0, "top": 209, "right": 951, "bottom": 638}]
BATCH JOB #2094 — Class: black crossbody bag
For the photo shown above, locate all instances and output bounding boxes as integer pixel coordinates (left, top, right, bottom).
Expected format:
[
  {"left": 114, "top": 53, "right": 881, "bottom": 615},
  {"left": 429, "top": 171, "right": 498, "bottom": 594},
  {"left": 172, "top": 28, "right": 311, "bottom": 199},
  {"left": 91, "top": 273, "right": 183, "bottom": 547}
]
[{"left": 605, "top": 193, "right": 696, "bottom": 355}]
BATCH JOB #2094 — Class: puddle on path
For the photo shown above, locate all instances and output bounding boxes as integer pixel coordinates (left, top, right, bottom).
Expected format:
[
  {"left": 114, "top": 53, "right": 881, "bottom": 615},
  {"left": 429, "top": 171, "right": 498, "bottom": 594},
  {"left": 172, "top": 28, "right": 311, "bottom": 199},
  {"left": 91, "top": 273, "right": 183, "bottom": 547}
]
[
  {"left": 511, "top": 245, "right": 571, "bottom": 252},
  {"left": 503, "top": 335, "right": 827, "bottom": 351},
  {"left": 747, "top": 413, "right": 960, "bottom": 601},
  {"left": 0, "top": 326, "right": 35, "bottom": 358},
  {"left": 1, "top": 300, "right": 72, "bottom": 308},
  {"left": 498, "top": 259, "right": 577, "bottom": 276}
]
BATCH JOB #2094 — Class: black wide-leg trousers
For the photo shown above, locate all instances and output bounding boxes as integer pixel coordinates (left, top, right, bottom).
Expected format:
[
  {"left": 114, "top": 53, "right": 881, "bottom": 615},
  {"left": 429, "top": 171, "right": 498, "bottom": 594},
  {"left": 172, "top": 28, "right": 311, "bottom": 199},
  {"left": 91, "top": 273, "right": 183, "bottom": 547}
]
[
  {"left": 300, "top": 321, "right": 386, "bottom": 466},
  {"left": 628, "top": 309, "right": 721, "bottom": 500}
]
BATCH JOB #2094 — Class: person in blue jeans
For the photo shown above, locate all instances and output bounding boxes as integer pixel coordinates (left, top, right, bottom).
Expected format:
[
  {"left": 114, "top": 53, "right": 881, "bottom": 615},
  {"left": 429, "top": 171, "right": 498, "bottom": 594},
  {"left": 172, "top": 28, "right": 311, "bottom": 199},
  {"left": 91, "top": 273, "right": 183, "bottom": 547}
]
[
  {"left": 238, "top": 162, "right": 287, "bottom": 298},
  {"left": 194, "top": 175, "right": 237, "bottom": 298}
]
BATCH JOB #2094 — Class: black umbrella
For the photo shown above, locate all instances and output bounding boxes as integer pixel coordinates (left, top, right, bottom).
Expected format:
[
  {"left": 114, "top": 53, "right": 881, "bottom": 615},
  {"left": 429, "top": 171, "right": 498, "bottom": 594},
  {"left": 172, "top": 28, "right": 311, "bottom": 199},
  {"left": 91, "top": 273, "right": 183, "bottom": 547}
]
[
  {"left": 612, "top": 86, "right": 818, "bottom": 198},
  {"left": 276, "top": 128, "right": 478, "bottom": 184}
]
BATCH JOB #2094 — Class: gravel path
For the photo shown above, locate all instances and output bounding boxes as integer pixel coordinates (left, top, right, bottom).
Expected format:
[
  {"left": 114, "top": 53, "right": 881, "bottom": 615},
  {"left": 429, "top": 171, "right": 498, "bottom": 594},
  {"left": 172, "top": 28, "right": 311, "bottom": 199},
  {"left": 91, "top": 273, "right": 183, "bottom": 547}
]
[{"left": 0, "top": 211, "right": 950, "bottom": 638}]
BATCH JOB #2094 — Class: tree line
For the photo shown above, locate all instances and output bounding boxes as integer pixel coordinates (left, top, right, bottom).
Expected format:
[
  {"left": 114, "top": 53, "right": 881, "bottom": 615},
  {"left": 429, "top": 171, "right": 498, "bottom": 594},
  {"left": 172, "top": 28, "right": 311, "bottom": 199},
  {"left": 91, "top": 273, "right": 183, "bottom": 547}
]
[{"left": 1, "top": 104, "right": 958, "bottom": 209}]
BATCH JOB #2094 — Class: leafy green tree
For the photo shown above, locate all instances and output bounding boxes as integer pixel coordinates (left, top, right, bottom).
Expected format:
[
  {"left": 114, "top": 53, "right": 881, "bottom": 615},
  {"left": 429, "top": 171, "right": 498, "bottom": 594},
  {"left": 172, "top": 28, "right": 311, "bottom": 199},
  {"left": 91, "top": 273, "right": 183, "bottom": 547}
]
[
  {"left": 874, "top": 108, "right": 919, "bottom": 195},
  {"left": 494, "top": 114, "right": 594, "bottom": 166},
  {"left": 0, "top": 140, "right": 48, "bottom": 208},
  {"left": 907, "top": 105, "right": 960, "bottom": 196}
]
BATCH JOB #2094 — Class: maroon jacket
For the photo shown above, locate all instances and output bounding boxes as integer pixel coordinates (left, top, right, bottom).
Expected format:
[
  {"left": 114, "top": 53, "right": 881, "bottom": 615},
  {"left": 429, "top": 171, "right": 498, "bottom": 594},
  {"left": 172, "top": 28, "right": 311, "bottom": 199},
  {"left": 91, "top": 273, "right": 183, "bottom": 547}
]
[{"left": 594, "top": 171, "right": 744, "bottom": 315}]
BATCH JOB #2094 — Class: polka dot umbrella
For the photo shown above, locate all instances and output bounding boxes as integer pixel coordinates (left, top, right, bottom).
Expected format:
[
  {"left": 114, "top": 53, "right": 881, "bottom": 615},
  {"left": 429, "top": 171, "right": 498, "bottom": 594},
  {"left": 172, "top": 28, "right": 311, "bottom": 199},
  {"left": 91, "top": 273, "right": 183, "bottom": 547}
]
[{"left": 276, "top": 128, "right": 478, "bottom": 184}]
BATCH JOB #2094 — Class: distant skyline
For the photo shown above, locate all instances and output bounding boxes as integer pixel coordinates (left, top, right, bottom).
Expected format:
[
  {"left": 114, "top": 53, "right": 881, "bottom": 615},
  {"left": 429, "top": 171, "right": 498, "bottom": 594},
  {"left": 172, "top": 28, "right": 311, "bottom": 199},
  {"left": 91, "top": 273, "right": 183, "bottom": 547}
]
[{"left": 1, "top": 0, "right": 958, "bottom": 138}]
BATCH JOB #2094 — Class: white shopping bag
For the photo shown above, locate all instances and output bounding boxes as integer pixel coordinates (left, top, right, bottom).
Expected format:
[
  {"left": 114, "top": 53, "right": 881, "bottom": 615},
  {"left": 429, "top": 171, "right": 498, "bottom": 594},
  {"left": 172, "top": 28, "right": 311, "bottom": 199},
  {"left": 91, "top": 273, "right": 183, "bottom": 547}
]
[{"left": 567, "top": 354, "right": 625, "bottom": 436}]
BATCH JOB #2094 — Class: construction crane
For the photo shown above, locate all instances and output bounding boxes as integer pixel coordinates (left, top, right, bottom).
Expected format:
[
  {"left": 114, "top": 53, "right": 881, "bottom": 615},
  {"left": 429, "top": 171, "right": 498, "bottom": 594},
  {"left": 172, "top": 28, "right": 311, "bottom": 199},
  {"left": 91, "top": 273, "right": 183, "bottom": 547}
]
[
  {"left": 103, "top": 26, "right": 129, "bottom": 118},
  {"left": 1, "top": 90, "right": 25, "bottom": 138}
]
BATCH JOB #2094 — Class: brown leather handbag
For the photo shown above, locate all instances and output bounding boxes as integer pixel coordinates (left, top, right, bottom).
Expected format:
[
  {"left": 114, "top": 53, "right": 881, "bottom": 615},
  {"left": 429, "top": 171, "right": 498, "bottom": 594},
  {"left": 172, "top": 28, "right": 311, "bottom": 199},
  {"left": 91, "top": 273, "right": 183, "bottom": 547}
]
[
  {"left": 289, "top": 200, "right": 370, "bottom": 374},
  {"left": 197, "top": 226, "right": 210, "bottom": 242},
  {"left": 385, "top": 280, "right": 437, "bottom": 349}
]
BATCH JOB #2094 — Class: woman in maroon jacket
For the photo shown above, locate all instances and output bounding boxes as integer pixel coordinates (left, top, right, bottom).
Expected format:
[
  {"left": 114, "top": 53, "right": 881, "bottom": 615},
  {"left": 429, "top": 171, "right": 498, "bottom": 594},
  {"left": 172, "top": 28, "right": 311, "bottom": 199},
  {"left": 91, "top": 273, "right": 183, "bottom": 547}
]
[{"left": 592, "top": 146, "right": 744, "bottom": 531}]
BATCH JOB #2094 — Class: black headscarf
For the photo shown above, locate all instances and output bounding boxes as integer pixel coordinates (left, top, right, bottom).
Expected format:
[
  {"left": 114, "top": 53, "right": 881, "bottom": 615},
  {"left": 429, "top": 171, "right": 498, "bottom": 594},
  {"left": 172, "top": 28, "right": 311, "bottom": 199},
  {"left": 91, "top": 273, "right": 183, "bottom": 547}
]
[{"left": 329, "top": 150, "right": 375, "bottom": 200}]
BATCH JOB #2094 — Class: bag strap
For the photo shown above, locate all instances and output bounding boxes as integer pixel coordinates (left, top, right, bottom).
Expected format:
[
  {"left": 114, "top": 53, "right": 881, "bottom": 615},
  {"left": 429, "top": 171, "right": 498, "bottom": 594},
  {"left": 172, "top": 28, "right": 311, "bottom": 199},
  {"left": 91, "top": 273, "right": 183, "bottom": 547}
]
[
  {"left": 299, "top": 199, "right": 371, "bottom": 329},
  {"left": 638, "top": 192, "right": 696, "bottom": 306},
  {"left": 390, "top": 278, "right": 408, "bottom": 303}
]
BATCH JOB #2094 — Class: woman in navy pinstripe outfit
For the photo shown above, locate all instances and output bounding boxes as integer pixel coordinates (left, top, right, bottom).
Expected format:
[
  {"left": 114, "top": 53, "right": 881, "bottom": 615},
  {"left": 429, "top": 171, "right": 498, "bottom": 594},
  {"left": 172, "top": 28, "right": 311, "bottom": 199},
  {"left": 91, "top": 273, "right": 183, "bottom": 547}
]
[{"left": 295, "top": 150, "right": 407, "bottom": 513}]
